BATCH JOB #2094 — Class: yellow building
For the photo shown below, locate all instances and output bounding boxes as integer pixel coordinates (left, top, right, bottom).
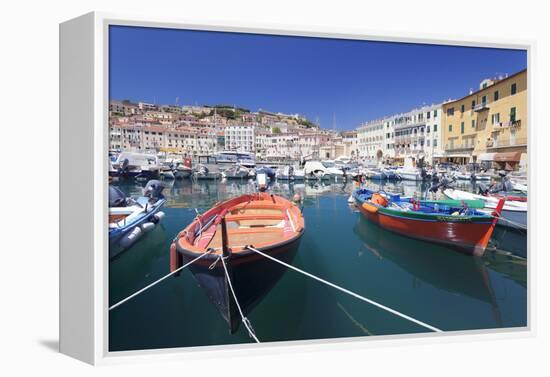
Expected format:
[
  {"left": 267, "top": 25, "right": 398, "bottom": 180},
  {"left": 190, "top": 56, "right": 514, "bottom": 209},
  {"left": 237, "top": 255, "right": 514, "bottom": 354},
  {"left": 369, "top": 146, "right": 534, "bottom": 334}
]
[{"left": 441, "top": 69, "right": 527, "bottom": 170}]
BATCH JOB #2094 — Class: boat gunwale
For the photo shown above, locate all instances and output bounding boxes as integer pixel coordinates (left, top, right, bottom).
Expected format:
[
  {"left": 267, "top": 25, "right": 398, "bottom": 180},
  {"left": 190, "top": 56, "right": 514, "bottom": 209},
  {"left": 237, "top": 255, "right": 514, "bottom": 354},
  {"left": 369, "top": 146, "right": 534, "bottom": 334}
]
[
  {"left": 175, "top": 193, "right": 305, "bottom": 255},
  {"left": 352, "top": 190, "right": 493, "bottom": 223},
  {"left": 175, "top": 229, "right": 304, "bottom": 265}
]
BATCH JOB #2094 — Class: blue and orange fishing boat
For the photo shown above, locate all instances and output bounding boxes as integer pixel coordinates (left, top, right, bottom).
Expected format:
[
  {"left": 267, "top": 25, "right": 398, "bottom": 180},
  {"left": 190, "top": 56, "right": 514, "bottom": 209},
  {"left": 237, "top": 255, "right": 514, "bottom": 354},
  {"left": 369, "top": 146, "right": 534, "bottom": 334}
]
[
  {"left": 170, "top": 190, "right": 305, "bottom": 333},
  {"left": 352, "top": 188, "right": 505, "bottom": 256}
]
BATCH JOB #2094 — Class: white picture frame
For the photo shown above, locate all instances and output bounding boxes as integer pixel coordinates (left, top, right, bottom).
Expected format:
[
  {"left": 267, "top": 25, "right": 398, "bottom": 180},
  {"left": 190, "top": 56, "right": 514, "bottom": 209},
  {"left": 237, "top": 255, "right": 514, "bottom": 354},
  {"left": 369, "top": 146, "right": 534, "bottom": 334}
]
[{"left": 59, "top": 11, "right": 534, "bottom": 365}]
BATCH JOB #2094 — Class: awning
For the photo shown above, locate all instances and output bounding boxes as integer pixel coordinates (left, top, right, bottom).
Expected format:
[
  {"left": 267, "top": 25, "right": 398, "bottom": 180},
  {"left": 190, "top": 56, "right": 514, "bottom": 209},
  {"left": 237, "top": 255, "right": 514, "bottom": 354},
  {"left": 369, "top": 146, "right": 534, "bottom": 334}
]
[
  {"left": 445, "top": 153, "right": 470, "bottom": 158},
  {"left": 478, "top": 153, "right": 496, "bottom": 161},
  {"left": 494, "top": 152, "right": 522, "bottom": 162}
]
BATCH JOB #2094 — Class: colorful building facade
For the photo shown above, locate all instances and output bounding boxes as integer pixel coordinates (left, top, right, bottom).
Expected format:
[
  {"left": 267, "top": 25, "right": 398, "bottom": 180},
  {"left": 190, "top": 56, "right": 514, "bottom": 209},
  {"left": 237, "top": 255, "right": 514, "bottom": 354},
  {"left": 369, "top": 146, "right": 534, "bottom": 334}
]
[{"left": 441, "top": 69, "right": 527, "bottom": 169}]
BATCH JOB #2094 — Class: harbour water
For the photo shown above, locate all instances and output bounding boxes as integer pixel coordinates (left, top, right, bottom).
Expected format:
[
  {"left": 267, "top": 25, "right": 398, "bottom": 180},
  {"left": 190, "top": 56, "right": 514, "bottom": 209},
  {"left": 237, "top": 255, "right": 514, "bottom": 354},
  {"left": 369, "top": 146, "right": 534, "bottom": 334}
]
[{"left": 109, "top": 178, "right": 527, "bottom": 352}]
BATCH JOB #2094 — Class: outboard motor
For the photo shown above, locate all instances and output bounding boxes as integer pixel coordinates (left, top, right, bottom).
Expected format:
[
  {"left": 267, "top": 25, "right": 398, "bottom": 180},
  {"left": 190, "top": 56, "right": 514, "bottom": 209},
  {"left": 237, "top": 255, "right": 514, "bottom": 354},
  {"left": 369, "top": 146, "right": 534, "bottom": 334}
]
[
  {"left": 439, "top": 175, "right": 454, "bottom": 189},
  {"left": 502, "top": 175, "right": 514, "bottom": 192},
  {"left": 428, "top": 174, "right": 453, "bottom": 194},
  {"left": 420, "top": 167, "right": 428, "bottom": 181},
  {"left": 257, "top": 166, "right": 275, "bottom": 180},
  {"left": 428, "top": 182, "right": 439, "bottom": 195},
  {"left": 118, "top": 158, "right": 130, "bottom": 176},
  {"left": 266, "top": 167, "right": 276, "bottom": 180},
  {"left": 489, "top": 170, "right": 514, "bottom": 193},
  {"left": 488, "top": 181, "right": 504, "bottom": 194},
  {"left": 486, "top": 173, "right": 512, "bottom": 194},
  {"left": 143, "top": 180, "right": 165, "bottom": 200},
  {"left": 109, "top": 185, "right": 128, "bottom": 207},
  {"left": 256, "top": 172, "right": 268, "bottom": 192},
  {"left": 478, "top": 183, "right": 489, "bottom": 195}
]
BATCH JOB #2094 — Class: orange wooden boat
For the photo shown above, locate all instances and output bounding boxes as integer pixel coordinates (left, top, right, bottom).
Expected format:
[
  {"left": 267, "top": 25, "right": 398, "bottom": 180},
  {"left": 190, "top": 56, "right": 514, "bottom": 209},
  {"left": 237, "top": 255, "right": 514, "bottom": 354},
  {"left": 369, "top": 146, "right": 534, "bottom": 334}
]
[{"left": 170, "top": 192, "right": 305, "bottom": 333}]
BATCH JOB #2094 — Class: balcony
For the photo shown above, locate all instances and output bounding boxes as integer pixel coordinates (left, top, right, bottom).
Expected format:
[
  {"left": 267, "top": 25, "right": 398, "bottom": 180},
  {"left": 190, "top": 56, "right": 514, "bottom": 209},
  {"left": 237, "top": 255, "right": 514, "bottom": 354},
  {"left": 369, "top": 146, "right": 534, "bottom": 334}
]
[
  {"left": 395, "top": 136, "right": 412, "bottom": 144},
  {"left": 486, "top": 137, "right": 527, "bottom": 150},
  {"left": 493, "top": 119, "right": 522, "bottom": 129},
  {"left": 395, "top": 148, "right": 411, "bottom": 156},
  {"left": 473, "top": 102, "right": 489, "bottom": 112},
  {"left": 394, "top": 121, "right": 426, "bottom": 131}
]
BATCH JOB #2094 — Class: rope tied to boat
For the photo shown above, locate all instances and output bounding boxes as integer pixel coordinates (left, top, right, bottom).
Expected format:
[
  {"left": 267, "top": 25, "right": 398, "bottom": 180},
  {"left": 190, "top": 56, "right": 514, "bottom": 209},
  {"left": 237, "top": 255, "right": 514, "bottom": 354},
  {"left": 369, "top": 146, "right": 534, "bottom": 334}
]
[
  {"left": 208, "top": 254, "right": 227, "bottom": 270},
  {"left": 109, "top": 248, "right": 214, "bottom": 311},
  {"left": 194, "top": 208, "right": 203, "bottom": 237},
  {"left": 491, "top": 215, "right": 527, "bottom": 231},
  {"left": 219, "top": 255, "right": 261, "bottom": 343},
  {"left": 245, "top": 245, "right": 443, "bottom": 333}
]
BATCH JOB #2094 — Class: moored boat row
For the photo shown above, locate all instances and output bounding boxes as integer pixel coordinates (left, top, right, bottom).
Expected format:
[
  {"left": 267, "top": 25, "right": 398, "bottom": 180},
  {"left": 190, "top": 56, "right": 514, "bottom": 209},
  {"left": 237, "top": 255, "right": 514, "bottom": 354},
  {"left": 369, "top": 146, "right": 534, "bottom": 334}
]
[{"left": 109, "top": 163, "right": 527, "bottom": 335}]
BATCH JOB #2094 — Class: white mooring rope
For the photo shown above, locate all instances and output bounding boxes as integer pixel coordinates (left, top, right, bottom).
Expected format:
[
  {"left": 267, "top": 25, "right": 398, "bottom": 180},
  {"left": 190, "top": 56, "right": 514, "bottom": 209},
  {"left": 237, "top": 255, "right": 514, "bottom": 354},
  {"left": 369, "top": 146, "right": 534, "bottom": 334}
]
[
  {"left": 245, "top": 245, "right": 442, "bottom": 333},
  {"left": 492, "top": 215, "right": 527, "bottom": 231},
  {"left": 220, "top": 256, "right": 261, "bottom": 343},
  {"left": 109, "top": 249, "right": 213, "bottom": 311}
]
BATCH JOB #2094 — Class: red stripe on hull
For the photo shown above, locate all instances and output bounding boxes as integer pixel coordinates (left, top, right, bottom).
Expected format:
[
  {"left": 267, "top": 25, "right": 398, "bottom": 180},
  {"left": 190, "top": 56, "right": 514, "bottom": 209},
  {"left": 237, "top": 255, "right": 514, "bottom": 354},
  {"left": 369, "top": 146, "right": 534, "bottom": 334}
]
[{"left": 357, "top": 205, "right": 494, "bottom": 255}]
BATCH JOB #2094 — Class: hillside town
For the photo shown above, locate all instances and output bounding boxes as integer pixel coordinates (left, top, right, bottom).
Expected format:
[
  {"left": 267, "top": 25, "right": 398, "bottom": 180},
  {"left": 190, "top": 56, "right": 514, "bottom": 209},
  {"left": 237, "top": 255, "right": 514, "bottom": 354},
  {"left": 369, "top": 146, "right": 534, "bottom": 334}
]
[
  {"left": 101, "top": 23, "right": 530, "bottom": 354},
  {"left": 109, "top": 68, "right": 526, "bottom": 170},
  {"left": 109, "top": 102, "right": 355, "bottom": 161}
]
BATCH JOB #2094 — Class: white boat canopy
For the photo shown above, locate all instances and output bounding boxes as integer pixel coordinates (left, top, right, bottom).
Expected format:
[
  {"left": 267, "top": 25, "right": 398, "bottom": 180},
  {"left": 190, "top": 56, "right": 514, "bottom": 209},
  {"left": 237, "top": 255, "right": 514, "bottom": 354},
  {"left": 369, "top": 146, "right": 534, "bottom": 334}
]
[{"left": 478, "top": 153, "right": 496, "bottom": 161}]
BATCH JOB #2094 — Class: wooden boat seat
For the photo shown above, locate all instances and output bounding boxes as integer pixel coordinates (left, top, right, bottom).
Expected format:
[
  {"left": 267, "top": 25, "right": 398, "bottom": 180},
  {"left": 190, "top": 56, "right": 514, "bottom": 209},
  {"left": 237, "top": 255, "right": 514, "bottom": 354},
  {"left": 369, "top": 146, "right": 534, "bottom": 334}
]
[
  {"left": 230, "top": 208, "right": 283, "bottom": 217},
  {"left": 206, "top": 225, "right": 285, "bottom": 250},
  {"left": 225, "top": 213, "right": 286, "bottom": 222},
  {"left": 232, "top": 219, "right": 283, "bottom": 226},
  {"left": 232, "top": 202, "right": 286, "bottom": 211}
]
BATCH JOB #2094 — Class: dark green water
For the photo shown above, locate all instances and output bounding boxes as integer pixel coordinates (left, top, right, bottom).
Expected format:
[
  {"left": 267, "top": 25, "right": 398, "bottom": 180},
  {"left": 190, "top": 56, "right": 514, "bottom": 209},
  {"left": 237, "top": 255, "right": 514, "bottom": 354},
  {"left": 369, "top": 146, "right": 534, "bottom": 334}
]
[{"left": 109, "top": 178, "right": 527, "bottom": 352}]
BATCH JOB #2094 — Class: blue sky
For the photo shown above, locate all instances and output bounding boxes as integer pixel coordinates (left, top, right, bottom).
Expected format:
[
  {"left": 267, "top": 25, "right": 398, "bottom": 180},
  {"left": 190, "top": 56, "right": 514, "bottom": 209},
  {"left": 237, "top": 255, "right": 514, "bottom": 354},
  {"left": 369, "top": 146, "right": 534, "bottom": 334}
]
[{"left": 109, "top": 26, "right": 527, "bottom": 131}]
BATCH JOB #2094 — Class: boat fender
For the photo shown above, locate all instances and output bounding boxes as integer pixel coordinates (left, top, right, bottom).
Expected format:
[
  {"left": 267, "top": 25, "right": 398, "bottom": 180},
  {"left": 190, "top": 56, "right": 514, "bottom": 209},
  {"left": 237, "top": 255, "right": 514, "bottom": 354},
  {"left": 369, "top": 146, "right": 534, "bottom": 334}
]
[
  {"left": 141, "top": 222, "right": 156, "bottom": 233},
  {"left": 362, "top": 203, "right": 379, "bottom": 214},
  {"left": 169, "top": 242, "right": 183, "bottom": 276},
  {"left": 153, "top": 211, "right": 165, "bottom": 222},
  {"left": 120, "top": 226, "right": 142, "bottom": 249}
]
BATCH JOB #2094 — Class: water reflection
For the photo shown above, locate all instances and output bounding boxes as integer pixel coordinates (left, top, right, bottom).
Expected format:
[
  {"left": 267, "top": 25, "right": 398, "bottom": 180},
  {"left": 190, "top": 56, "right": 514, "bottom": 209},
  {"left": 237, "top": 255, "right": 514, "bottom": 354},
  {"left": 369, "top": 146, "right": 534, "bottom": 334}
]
[
  {"left": 352, "top": 217, "right": 526, "bottom": 327},
  {"left": 109, "top": 178, "right": 527, "bottom": 350}
]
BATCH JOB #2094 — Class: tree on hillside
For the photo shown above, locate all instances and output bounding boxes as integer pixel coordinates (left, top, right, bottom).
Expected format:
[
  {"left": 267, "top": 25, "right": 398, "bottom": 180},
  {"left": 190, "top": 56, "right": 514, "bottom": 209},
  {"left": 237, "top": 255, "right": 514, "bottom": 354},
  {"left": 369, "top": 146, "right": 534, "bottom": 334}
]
[{"left": 296, "top": 118, "right": 318, "bottom": 128}]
